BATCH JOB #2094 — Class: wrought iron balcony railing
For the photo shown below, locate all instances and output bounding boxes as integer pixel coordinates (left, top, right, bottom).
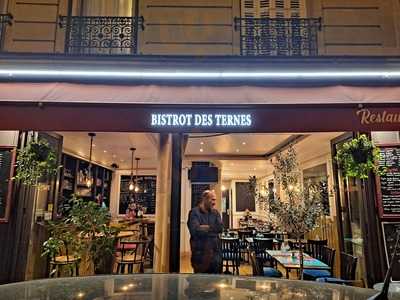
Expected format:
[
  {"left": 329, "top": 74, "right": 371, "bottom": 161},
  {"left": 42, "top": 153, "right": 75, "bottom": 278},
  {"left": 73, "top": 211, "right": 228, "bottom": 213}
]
[
  {"left": 234, "top": 17, "right": 321, "bottom": 56},
  {"left": 0, "top": 14, "right": 13, "bottom": 50},
  {"left": 59, "top": 16, "right": 144, "bottom": 55}
]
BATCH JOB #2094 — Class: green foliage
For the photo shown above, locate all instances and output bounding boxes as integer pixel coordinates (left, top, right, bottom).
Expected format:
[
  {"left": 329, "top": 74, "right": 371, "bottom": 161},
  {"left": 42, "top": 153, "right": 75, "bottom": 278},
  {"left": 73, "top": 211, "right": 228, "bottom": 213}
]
[
  {"left": 335, "top": 134, "right": 385, "bottom": 179},
  {"left": 42, "top": 237, "right": 64, "bottom": 259},
  {"left": 42, "top": 221, "right": 80, "bottom": 259},
  {"left": 42, "top": 196, "right": 119, "bottom": 273},
  {"left": 66, "top": 197, "right": 118, "bottom": 271},
  {"left": 14, "top": 138, "right": 59, "bottom": 185},
  {"left": 250, "top": 145, "right": 324, "bottom": 239}
]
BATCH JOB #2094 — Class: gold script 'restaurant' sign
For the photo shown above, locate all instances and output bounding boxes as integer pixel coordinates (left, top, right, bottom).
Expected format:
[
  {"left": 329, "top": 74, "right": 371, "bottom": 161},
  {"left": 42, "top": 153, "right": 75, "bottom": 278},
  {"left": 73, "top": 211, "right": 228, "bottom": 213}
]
[
  {"left": 151, "top": 113, "right": 252, "bottom": 127},
  {"left": 357, "top": 109, "right": 400, "bottom": 125}
]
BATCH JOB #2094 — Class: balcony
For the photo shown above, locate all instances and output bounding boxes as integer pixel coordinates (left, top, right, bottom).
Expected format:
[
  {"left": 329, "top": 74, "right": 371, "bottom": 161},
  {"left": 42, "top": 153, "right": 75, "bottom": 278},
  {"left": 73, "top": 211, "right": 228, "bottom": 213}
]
[
  {"left": 234, "top": 17, "right": 321, "bottom": 56},
  {"left": 0, "top": 14, "right": 12, "bottom": 50},
  {"left": 58, "top": 15, "right": 321, "bottom": 57},
  {"left": 59, "top": 16, "right": 144, "bottom": 55}
]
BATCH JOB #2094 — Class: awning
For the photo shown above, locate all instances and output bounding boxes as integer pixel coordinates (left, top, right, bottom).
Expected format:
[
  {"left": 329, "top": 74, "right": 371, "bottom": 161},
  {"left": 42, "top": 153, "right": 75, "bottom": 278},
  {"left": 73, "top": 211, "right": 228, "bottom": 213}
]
[{"left": 1, "top": 82, "right": 400, "bottom": 105}]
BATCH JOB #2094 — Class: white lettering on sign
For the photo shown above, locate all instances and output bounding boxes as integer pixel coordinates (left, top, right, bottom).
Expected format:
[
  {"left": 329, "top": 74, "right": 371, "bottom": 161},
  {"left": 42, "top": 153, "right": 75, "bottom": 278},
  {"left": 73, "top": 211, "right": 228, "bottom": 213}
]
[{"left": 151, "top": 113, "right": 252, "bottom": 127}]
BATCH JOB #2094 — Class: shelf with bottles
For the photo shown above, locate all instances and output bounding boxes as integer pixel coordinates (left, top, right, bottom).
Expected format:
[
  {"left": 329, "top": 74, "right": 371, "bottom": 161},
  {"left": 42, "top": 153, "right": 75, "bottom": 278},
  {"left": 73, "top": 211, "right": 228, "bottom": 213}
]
[{"left": 58, "top": 153, "right": 113, "bottom": 205}]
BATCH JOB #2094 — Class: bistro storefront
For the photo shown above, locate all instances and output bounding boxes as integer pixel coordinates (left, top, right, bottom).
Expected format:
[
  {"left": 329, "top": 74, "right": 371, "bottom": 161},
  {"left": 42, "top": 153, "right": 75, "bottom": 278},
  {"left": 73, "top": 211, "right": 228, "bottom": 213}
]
[{"left": 0, "top": 55, "right": 400, "bottom": 289}]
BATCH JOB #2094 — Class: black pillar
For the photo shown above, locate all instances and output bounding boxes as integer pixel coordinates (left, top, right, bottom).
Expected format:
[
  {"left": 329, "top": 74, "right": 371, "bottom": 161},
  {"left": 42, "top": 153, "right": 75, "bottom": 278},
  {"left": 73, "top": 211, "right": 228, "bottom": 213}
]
[{"left": 169, "top": 133, "right": 182, "bottom": 273}]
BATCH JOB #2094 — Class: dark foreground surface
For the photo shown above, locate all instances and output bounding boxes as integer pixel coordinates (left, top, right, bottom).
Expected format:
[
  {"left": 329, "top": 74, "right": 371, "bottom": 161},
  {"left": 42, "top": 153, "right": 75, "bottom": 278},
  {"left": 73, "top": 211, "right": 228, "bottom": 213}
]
[{"left": 0, "top": 274, "right": 390, "bottom": 300}]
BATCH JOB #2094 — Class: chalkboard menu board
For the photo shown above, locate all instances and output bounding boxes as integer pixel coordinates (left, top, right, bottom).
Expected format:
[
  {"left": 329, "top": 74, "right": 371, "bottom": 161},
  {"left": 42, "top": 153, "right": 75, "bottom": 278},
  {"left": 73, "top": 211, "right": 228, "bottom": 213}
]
[
  {"left": 381, "top": 222, "right": 400, "bottom": 281},
  {"left": 0, "top": 147, "right": 15, "bottom": 222},
  {"left": 376, "top": 146, "right": 400, "bottom": 218},
  {"left": 119, "top": 175, "right": 157, "bottom": 215}
]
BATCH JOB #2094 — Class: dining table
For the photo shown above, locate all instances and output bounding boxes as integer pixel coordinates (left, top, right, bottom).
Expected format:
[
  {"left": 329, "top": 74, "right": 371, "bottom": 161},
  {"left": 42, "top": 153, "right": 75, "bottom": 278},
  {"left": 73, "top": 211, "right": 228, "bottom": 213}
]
[{"left": 267, "top": 250, "right": 330, "bottom": 279}]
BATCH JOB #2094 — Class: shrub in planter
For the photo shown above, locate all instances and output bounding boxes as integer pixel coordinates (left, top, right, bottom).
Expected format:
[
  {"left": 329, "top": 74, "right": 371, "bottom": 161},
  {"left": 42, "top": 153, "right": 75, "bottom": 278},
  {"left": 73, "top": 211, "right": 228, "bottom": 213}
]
[{"left": 335, "top": 134, "right": 385, "bottom": 179}]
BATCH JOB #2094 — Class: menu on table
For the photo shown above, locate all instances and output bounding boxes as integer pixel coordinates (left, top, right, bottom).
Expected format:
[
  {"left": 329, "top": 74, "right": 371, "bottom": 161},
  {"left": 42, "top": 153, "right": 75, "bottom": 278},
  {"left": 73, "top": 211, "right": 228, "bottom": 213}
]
[
  {"left": 0, "top": 148, "right": 14, "bottom": 221},
  {"left": 377, "top": 146, "right": 400, "bottom": 218},
  {"left": 381, "top": 222, "right": 400, "bottom": 281}
]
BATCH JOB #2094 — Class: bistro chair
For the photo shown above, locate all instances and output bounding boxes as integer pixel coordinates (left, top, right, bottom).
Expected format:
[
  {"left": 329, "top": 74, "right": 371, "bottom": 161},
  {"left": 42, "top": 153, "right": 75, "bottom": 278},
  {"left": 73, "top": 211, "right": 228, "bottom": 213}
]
[
  {"left": 221, "top": 237, "right": 240, "bottom": 275},
  {"left": 116, "top": 229, "right": 141, "bottom": 252},
  {"left": 303, "top": 246, "right": 336, "bottom": 280},
  {"left": 304, "top": 239, "right": 328, "bottom": 260},
  {"left": 238, "top": 229, "right": 252, "bottom": 262},
  {"left": 249, "top": 251, "right": 282, "bottom": 278},
  {"left": 252, "top": 238, "right": 274, "bottom": 267},
  {"left": 115, "top": 240, "right": 149, "bottom": 274},
  {"left": 316, "top": 252, "right": 358, "bottom": 285},
  {"left": 49, "top": 243, "right": 80, "bottom": 278}
]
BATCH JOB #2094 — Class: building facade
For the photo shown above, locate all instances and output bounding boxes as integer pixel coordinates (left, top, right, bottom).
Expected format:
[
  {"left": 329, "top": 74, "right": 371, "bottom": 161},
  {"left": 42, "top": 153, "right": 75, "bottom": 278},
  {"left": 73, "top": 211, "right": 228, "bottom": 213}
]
[{"left": 1, "top": 0, "right": 400, "bottom": 288}]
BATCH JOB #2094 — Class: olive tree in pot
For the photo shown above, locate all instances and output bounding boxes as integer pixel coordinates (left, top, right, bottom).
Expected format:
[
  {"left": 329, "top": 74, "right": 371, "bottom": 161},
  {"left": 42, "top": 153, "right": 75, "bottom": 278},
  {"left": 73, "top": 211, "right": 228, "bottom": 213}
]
[
  {"left": 250, "top": 146, "right": 324, "bottom": 279},
  {"left": 67, "top": 197, "right": 120, "bottom": 274}
]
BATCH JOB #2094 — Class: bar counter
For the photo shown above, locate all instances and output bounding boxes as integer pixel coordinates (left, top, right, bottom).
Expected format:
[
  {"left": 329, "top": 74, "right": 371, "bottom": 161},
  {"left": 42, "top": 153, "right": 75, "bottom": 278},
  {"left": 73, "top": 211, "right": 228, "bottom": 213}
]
[{"left": 0, "top": 274, "right": 381, "bottom": 300}]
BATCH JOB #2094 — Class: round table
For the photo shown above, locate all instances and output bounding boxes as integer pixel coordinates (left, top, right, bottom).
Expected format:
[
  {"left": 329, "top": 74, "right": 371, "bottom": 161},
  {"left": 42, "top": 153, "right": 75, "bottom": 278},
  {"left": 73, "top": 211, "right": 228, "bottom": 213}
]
[
  {"left": 0, "top": 274, "right": 379, "bottom": 299},
  {"left": 373, "top": 282, "right": 400, "bottom": 298}
]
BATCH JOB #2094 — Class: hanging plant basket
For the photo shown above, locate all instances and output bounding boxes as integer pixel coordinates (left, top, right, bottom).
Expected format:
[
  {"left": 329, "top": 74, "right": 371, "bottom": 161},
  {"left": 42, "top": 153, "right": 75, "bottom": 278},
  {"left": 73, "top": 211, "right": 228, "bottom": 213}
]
[
  {"left": 14, "top": 138, "right": 59, "bottom": 186},
  {"left": 335, "top": 134, "right": 384, "bottom": 180}
]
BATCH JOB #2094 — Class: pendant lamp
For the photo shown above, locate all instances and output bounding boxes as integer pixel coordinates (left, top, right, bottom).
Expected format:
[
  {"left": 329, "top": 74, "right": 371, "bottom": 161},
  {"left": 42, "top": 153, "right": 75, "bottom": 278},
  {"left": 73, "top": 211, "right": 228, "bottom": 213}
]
[
  {"left": 134, "top": 157, "right": 140, "bottom": 193},
  {"left": 86, "top": 132, "right": 96, "bottom": 188},
  {"left": 128, "top": 148, "right": 136, "bottom": 191}
]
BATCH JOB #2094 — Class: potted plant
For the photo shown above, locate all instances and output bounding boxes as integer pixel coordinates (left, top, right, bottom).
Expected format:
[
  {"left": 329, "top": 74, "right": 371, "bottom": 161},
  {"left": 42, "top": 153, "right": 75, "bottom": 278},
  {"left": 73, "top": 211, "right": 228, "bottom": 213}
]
[
  {"left": 335, "top": 134, "right": 384, "bottom": 179},
  {"left": 251, "top": 146, "right": 324, "bottom": 279},
  {"left": 67, "top": 197, "right": 119, "bottom": 274},
  {"left": 14, "top": 138, "right": 59, "bottom": 186},
  {"left": 42, "top": 220, "right": 81, "bottom": 276}
]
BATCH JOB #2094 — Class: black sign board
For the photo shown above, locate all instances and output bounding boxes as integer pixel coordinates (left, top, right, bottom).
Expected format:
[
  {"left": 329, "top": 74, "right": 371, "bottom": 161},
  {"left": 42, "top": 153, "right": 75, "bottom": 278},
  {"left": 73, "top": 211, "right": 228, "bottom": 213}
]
[
  {"left": 381, "top": 222, "right": 400, "bottom": 281},
  {"left": 119, "top": 175, "right": 157, "bottom": 215},
  {"left": 0, "top": 147, "right": 15, "bottom": 222},
  {"left": 376, "top": 146, "right": 400, "bottom": 218}
]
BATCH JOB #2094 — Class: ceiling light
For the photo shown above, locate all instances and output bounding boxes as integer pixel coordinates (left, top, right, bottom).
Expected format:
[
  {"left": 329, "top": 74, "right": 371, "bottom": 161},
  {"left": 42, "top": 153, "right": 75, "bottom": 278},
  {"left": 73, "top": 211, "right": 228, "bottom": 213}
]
[
  {"left": 200, "top": 148, "right": 204, "bottom": 152},
  {"left": 200, "top": 142, "right": 204, "bottom": 145},
  {"left": 221, "top": 185, "right": 226, "bottom": 192},
  {"left": 236, "top": 149, "right": 240, "bottom": 153},
  {"left": 242, "top": 142, "right": 246, "bottom": 145},
  {"left": 103, "top": 150, "right": 107, "bottom": 153}
]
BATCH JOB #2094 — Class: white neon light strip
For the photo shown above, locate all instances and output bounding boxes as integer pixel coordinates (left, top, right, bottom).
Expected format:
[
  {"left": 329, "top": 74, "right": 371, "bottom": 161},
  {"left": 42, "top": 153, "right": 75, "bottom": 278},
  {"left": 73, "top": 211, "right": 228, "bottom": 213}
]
[{"left": 1, "top": 69, "right": 400, "bottom": 79}]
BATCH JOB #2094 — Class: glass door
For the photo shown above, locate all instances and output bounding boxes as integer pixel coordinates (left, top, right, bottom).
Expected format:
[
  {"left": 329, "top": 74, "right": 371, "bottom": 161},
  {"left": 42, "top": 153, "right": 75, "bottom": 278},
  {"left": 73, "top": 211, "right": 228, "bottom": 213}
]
[{"left": 332, "top": 134, "right": 367, "bottom": 281}]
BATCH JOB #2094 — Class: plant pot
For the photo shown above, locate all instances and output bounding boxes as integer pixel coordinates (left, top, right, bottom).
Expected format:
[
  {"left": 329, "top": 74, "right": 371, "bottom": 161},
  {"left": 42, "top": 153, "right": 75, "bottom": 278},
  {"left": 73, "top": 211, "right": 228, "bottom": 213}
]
[
  {"left": 351, "top": 148, "right": 369, "bottom": 164},
  {"left": 94, "top": 254, "right": 114, "bottom": 275}
]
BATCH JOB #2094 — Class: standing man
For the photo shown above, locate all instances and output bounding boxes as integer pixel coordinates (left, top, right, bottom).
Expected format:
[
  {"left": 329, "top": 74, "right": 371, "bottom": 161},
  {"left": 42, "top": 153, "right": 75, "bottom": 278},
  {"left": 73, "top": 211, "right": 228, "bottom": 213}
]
[{"left": 187, "top": 190, "right": 223, "bottom": 273}]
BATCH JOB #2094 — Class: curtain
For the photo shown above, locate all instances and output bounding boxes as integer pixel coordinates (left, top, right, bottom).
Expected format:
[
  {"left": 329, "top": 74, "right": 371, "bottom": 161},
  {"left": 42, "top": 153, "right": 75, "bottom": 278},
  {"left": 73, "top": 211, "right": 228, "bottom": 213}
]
[{"left": 82, "top": 0, "right": 133, "bottom": 16}]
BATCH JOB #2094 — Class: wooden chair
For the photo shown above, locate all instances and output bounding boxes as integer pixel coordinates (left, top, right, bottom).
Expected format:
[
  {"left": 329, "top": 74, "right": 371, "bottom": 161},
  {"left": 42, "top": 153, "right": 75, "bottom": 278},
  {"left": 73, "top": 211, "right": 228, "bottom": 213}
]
[
  {"left": 249, "top": 252, "right": 282, "bottom": 278},
  {"left": 303, "top": 246, "right": 336, "bottom": 280},
  {"left": 221, "top": 238, "right": 240, "bottom": 275},
  {"left": 305, "top": 239, "right": 328, "bottom": 260},
  {"left": 238, "top": 230, "right": 252, "bottom": 262},
  {"left": 341, "top": 252, "right": 358, "bottom": 280},
  {"left": 315, "top": 252, "right": 358, "bottom": 285},
  {"left": 115, "top": 240, "right": 149, "bottom": 274},
  {"left": 252, "top": 238, "right": 274, "bottom": 267},
  {"left": 49, "top": 244, "right": 80, "bottom": 278}
]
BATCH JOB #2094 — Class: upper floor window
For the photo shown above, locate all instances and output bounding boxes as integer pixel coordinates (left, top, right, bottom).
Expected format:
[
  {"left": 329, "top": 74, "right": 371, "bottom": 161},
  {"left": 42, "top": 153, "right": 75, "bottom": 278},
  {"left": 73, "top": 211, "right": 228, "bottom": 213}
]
[{"left": 241, "top": 0, "right": 306, "bottom": 18}]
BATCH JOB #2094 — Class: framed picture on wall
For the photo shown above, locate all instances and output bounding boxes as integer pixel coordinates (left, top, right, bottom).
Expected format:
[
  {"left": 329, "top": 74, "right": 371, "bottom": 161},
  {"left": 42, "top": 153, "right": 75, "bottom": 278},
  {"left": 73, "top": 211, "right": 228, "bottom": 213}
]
[
  {"left": 235, "top": 181, "right": 255, "bottom": 212},
  {"left": 0, "top": 147, "right": 16, "bottom": 223}
]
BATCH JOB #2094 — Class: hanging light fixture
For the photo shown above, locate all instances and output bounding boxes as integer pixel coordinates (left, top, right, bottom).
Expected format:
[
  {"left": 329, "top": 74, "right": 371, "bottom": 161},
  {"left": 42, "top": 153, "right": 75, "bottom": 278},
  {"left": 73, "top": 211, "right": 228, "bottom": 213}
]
[
  {"left": 86, "top": 133, "right": 96, "bottom": 188},
  {"left": 128, "top": 148, "right": 136, "bottom": 191},
  {"left": 134, "top": 157, "right": 140, "bottom": 193}
]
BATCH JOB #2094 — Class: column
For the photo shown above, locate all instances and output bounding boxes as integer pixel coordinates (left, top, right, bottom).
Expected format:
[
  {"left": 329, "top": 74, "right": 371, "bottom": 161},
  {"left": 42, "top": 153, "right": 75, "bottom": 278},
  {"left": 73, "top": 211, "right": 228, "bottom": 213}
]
[{"left": 153, "top": 134, "right": 172, "bottom": 273}]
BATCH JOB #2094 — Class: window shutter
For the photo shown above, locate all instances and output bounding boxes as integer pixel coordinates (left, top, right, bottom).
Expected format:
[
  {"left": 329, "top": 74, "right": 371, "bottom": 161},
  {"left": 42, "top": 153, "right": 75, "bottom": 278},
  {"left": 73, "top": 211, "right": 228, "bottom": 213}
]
[{"left": 241, "top": 0, "right": 306, "bottom": 18}]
